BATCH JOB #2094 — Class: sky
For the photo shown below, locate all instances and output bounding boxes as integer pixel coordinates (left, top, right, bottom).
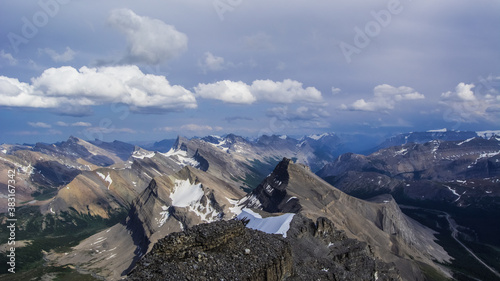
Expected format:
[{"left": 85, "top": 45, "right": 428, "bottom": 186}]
[{"left": 0, "top": 0, "right": 499, "bottom": 144}]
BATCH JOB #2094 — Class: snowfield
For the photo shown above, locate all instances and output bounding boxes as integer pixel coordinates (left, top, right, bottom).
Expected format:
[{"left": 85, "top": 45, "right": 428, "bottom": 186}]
[{"left": 237, "top": 208, "right": 295, "bottom": 238}]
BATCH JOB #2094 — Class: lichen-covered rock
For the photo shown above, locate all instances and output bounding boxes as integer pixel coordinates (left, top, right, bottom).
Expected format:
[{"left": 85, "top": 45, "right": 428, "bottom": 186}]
[
  {"left": 127, "top": 219, "right": 293, "bottom": 281},
  {"left": 127, "top": 215, "right": 401, "bottom": 281}
]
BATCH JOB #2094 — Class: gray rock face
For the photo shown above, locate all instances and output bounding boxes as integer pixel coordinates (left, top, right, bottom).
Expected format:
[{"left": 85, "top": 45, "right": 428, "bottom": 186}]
[
  {"left": 127, "top": 219, "right": 293, "bottom": 281},
  {"left": 127, "top": 215, "right": 401, "bottom": 281},
  {"left": 287, "top": 215, "right": 401, "bottom": 281}
]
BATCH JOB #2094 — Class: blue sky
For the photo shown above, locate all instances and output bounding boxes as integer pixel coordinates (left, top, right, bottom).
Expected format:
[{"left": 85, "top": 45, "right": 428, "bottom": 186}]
[{"left": 0, "top": 0, "right": 499, "bottom": 144}]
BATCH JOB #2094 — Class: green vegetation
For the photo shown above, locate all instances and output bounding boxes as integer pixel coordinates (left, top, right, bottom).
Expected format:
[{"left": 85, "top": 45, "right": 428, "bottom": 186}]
[
  {"left": 417, "top": 261, "right": 451, "bottom": 281},
  {"left": 31, "top": 187, "right": 58, "bottom": 201},
  {"left": 0, "top": 205, "right": 127, "bottom": 277}
]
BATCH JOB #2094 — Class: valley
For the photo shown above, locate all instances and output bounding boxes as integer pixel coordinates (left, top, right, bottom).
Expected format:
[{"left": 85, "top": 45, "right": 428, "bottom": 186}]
[{"left": 0, "top": 130, "right": 499, "bottom": 280}]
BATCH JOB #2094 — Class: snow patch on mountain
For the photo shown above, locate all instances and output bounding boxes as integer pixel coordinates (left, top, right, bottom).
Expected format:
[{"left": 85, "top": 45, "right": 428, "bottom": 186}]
[
  {"left": 0, "top": 156, "right": 35, "bottom": 174},
  {"left": 237, "top": 208, "right": 295, "bottom": 238},
  {"left": 189, "top": 199, "right": 220, "bottom": 223},
  {"left": 476, "top": 130, "right": 500, "bottom": 139},
  {"left": 227, "top": 198, "right": 244, "bottom": 216},
  {"left": 307, "top": 133, "right": 330, "bottom": 140},
  {"left": 468, "top": 150, "right": 500, "bottom": 168},
  {"left": 132, "top": 150, "right": 156, "bottom": 159},
  {"left": 156, "top": 205, "right": 170, "bottom": 227},
  {"left": 394, "top": 147, "right": 408, "bottom": 156},
  {"left": 207, "top": 138, "right": 229, "bottom": 152},
  {"left": 170, "top": 180, "right": 204, "bottom": 207},
  {"left": 457, "top": 137, "right": 475, "bottom": 146},
  {"left": 162, "top": 148, "right": 200, "bottom": 167},
  {"left": 97, "top": 172, "right": 113, "bottom": 189}
]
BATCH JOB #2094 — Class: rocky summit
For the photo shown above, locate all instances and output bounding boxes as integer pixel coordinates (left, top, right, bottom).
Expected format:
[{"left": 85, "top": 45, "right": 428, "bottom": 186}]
[{"left": 127, "top": 215, "right": 401, "bottom": 281}]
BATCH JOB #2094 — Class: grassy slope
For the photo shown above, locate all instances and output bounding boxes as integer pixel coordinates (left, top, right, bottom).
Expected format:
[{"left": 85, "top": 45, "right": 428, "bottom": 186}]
[{"left": 0, "top": 205, "right": 127, "bottom": 278}]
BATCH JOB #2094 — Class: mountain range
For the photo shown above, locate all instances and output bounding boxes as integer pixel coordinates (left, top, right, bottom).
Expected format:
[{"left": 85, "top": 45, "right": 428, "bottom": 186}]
[{"left": 1, "top": 129, "right": 499, "bottom": 280}]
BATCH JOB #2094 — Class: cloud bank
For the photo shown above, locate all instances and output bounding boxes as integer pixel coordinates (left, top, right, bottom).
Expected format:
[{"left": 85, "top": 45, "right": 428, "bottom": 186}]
[
  {"left": 195, "top": 79, "right": 323, "bottom": 104},
  {"left": 344, "top": 84, "right": 424, "bottom": 111},
  {"left": 0, "top": 65, "right": 197, "bottom": 113}
]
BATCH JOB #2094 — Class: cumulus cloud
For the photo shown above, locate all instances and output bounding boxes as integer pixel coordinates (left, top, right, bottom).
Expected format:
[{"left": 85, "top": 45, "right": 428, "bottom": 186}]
[
  {"left": 345, "top": 84, "right": 424, "bottom": 111},
  {"left": 0, "top": 50, "right": 17, "bottom": 65},
  {"left": 195, "top": 80, "right": 256, "bottom": 104},
  {"left": 199, "top": 52, "right": 226, "bottom": 72},
  {"left": 440, "top": 80, "right": 500, "bottom": 123},
  {"left": 39, "top": 47, "right": 76, "bottom": 62},
  {"left": 441, "top": 83, "right": 476, "bottom": 101},
  {"left": 28, "top": 122, "right": 51, "bottom": 128},
  {"left": 0, "top": 65, "right": 197, "bottom": 114},
  {"left": 331, "top": 87, "right": 341, "bottom": 95},
  {"left": 109, "top": 8, "right": 188, "bottom": 64},
  {"left": 194, "top": 79, "right": 323, "bottom": 104}
]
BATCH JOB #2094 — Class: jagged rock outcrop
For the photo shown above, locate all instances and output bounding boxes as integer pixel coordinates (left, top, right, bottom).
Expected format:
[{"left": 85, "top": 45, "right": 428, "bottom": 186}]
[
  {"left": 127, "top": 219, "right": 293, "bottom": 281},
  {"left": 287, "top": 215, "right": 401, "bottom": 281},
  {"left": 127, "top": 215, "right": 401, "bottom": 281},
  {"left": 240, "top": 158, "right": 450, "bottom": 281}
]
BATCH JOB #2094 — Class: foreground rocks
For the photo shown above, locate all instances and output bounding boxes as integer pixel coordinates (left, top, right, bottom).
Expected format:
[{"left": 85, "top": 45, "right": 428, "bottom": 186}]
[
  {"left": 127, "top": 215, "right": 401, "bottom": 281},
  {"left": 127, "top": 219, "right": 292, "bottom": 281}
]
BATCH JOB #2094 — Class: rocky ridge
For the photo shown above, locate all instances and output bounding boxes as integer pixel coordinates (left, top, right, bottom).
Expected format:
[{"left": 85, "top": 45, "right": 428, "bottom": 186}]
[{"left": 127, "top": 215, "right": 401, "bottom": 281}]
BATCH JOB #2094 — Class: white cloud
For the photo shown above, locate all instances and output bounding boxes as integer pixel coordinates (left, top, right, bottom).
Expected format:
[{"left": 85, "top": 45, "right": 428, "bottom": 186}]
[
  {"left": 252, "top": 79, "right": 323, "bottom": 103},
  {"left": 71, "top": 122, "right": 91, "bottom": 127},
  {"left": 441, "top": 83, "right": 476, "bottom": 101},
  {"left": 0, "top": 65, "right": 197, "bottom": 113},
  {"left": 39, "top": 47, "right": 76, "bottom": 62},
  {"left": 56, "top": 121, "right": 69, "bottom": 126},
  {"left": 28, "top": 122, "right": 51, "bottom": 128},
  {"left": 346, "top": 84, "right": 424, "bottom": 111},
  {"left": 194, "top": 79, "right": 323, "bottom": 104},
  {"left": 0, "top": 50, "right": 17, "bottom": 65},
  {"left": 331, "top": 87, "right": 341, "bottom": 95},
  {"left": 195, "top": 80, "right": 255, "bottom": 104},
  {"left": 440, "top": 81, "right": 500, "bottom": 123},
  {"left": 199, "top": 52, "right": 225, "bottom": 72},
  {"left": 109, "top": 8, "right": 188, "bottom": 64}
]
